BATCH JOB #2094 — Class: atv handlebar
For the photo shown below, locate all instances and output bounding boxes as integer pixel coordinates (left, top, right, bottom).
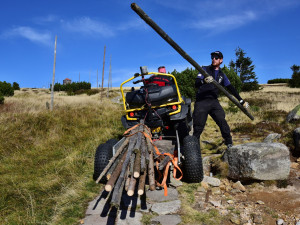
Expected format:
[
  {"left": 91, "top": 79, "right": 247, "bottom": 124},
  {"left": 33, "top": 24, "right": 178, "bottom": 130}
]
[{"left": 131, "top": 3, "right": 254, "bottom": 121}]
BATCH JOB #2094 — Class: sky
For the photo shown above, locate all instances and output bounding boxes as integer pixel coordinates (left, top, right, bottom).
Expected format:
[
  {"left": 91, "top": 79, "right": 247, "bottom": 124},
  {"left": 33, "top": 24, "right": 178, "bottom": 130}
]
[{"left": 1, "top": 0, "right": 300, "bottom": 88}]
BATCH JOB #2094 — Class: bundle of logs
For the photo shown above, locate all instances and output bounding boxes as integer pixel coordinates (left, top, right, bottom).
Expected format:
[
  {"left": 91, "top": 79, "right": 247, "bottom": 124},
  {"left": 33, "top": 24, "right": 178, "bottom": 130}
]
[{"left": 95, "top": 122, "right": 171, "bottom": 208}]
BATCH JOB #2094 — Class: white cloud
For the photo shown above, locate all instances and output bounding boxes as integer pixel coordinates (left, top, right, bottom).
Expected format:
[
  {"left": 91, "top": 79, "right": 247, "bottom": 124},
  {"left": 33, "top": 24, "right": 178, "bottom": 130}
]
[
  {"left": 191, "top": 11, "right": 257, "bottom": 32},
  {"left": 62, "top": 17, "right": 115, "bottom": 37},
  {"left": 2, "top": 26, "right": 52, "bottom": 45},
  {"left": 61, "top": 16, "right": 147, "bottom": 37}
]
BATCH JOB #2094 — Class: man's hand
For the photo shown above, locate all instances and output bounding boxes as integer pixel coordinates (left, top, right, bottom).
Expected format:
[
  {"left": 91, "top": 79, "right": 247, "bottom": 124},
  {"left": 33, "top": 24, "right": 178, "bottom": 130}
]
[
  {"left": 204, "top": 76, "right": 213, "bottom": 83},
  {"left": 240, "top": 100, "right": 249, "bottom": 109}
]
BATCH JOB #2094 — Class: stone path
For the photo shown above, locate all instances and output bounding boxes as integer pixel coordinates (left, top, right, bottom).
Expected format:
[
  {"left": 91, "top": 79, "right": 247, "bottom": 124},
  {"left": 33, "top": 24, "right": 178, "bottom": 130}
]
[{"left": 82, "top": 176, "right": 183, "bottom": 225}]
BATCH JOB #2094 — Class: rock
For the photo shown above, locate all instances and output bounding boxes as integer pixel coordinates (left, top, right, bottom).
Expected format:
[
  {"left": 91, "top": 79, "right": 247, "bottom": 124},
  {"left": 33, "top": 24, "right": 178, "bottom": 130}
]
[
  {"left": 151, "top": 215, "right": 181, "bottom": 225},
  {"left": 286, "top": 104, "right": 300, "bottom": 122},
  {"left": 296, "top": 220, "right": 300, "bottom": 225},
  {"left": 202, "top": 175, "right": 221, "bottom": 187},
  {"left": 151, "top": 200, "right": 181, "bottom": 215},
  {"left": 227, "top": 200, "right": 234, "bottom": 204},
  {"left": 225, "top": 143, "right": 290, "bottom": 180},
  {"left": 169, "top": 175, "right": 183, "bottom": 187},
  {"left": 230, "top": 216, "right": 241, "bottom": 224},
  {"left": 291, "top": 162, "right": 299, "bottom": 169},
  {"left": 252, "top": 214, "right": 263, "bottom": 224},
  {"left": 211, "top": 187, "right": 221, "bottom": 195},
  {"left": 263, "top": 133, "right": 281, "bottom": 143},
  {"left": 197, "top": 186, "right": 206, "bottom": 192},
  {"left": 277, "top": 218, "right": 284, "bottom": 225},
  {"left": 232, "top": 181, "right": 246, "bottom": 192},
  {"left": 293, "top": 127, "right": 300, "bottom": 153},
  {"left": 146, "top": 188, "right": 178, "bottom": 202},
  {"left": 256, "top": 200, "right": 265, "bottom": 205},
  {"left": 200, "top": 181, "right": 209, "bottom": 189},
  {"left": 116, "top": 211, "right": 143, "bottom": 225},
  {"left": 209, "top": 200, "right": 222, "bottom": 207}
]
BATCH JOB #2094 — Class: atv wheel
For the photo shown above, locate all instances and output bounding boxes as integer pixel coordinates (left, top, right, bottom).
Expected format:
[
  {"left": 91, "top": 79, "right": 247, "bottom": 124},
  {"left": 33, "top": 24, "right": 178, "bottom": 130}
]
[
  {"left": 182, "top": 135, "right": 203, "bottom": 183},
  {"left": 106, "top": 138, "right": 118, "bottom": 147},
  {"left": 93, "top": 143, "right": 113, "bottom": 183}
]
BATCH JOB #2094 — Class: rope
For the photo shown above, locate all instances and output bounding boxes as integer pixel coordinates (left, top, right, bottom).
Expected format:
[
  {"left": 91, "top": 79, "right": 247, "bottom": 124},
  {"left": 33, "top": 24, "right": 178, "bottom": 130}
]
[{"left": 123, "top": 123, "right": 183, "bottom": 196}]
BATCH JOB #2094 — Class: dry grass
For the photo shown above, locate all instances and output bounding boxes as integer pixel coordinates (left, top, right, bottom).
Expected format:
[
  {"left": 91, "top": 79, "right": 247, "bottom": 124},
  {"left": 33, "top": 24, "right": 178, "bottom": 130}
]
[{"left": 0, "top": 88, "right": 125, "bottom": 224}]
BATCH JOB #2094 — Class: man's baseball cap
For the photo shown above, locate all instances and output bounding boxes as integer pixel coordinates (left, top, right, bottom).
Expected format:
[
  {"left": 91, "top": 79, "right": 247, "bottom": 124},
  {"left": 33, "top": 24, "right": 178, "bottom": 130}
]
[{"left": 210, "top": 51, "right": 223, "bottom": 59}]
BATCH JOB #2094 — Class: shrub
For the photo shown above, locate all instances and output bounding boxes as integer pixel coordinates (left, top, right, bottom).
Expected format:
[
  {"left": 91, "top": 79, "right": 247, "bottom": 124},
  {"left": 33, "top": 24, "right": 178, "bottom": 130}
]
[
  {"left": 222, "top": 65, "right": 242, "bottom": 93},
  {"left": 288, "top": 72, "right": 300, "bottom": 88},
  {"left": 0, "top": 92, "right": 4, "bottom": 104},
  {"left": 53, "top": 82, "right": 91, "bottom": 94},
  {"left": 86, "top": 89, "right": 100, "bottom": 96},
  {"left": 13, "top": 82, "right": 20, "bottom": 90},
  {"left": 171, "top": 67, "right": 198, "bottom": 101},
  {"left": 267, "top": 78, "right": 290, "bottom": 84},
  {"left": 0, "top": 81, "right": 14, "bottom": 96}
]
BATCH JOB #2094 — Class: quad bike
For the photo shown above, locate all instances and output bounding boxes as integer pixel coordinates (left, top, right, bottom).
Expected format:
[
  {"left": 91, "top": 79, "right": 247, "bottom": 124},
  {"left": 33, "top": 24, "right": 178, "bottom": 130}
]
[{"left": 93, "top": 66, "right": 203, "bottom": 183}]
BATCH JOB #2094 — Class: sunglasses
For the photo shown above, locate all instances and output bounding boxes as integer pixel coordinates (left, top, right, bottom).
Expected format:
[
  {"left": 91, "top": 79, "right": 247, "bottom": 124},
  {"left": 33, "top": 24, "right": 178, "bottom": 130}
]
[{"left": 211, "top": 55, "right": 221, "bottom": 60}]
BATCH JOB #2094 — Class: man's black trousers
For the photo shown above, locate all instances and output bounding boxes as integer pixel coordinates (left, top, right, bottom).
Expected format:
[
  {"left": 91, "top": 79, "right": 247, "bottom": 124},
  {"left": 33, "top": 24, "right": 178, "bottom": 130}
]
[{"left": 192, "top": 98, "right": 232, "bottom": 145}]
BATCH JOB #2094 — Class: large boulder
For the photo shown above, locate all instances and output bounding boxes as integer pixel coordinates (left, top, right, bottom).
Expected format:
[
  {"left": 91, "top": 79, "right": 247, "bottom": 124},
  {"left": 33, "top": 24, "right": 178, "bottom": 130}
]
[
  {"left": 286, "top": 104, "right": 300, "bottom": 122},
  {"left": 225, "top": 143, "right": 290, "bottom": 181},
  {"left": 293, "top": 127, "right": 300, "bottom": 153}
]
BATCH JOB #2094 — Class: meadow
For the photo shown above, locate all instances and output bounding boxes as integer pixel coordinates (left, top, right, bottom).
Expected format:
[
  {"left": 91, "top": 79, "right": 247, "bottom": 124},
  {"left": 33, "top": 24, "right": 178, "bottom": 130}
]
[{"left": 0, "top": 85, "right": 300, "bottom": 224}]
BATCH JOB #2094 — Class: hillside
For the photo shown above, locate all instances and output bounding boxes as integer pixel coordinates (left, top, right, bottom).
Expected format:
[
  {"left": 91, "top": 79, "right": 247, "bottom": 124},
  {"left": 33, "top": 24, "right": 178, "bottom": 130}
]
[{"left": 0, "top": 86, "right": 300, "bottom": 224}]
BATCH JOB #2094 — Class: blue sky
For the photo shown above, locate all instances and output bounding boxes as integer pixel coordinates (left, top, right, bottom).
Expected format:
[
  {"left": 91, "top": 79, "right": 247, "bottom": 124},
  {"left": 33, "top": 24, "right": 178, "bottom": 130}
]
[{"left": 1, "top": 0, "right": 300, "bottom": 88}]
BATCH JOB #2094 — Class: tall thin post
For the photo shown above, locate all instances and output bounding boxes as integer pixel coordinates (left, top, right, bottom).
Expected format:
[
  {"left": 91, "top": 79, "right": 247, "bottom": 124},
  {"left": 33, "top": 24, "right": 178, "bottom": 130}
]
[
  {"left": 50, "top": 35, "right": 57, "bottom": 111},
  {"left": 101, "top": 46, "right": 106, "bottom": 98},
  {"left": 97, "top": 69, "right": 99, "bottom": 89},
  {"left": 107, "top": 55, "right": 111, "bottom": 97},
  {"left": 89, "top": 70, "right": 91, "bottom": 84}
]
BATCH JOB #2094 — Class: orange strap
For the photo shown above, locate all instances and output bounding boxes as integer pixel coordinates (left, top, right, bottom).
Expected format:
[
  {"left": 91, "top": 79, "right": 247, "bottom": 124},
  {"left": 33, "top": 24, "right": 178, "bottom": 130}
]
[{"left": 123, "top": 123, "right": 183, "bottom": 196}]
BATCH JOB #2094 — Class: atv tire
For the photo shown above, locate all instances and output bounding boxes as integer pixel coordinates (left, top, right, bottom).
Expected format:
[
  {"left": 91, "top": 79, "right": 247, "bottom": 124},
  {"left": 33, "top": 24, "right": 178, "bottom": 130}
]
[
  {"left": 182, "top": 135, "right": 203, "bottom": 183},
  {"left": 93, "top": 143, "right": 113, "bottom": 183},
  {"left": 106, "top": 138, "right": 118, "bottom": 147}
]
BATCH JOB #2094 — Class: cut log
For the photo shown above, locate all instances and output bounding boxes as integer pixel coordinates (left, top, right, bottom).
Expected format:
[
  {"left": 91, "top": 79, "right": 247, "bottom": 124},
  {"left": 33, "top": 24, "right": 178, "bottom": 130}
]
[
  {"left": 138, "top": 171, "right": 147, "bottom": 195},
  {"left": 110, "top": 167, "right": 128, "bottom": 208},
  {"left": 129, "top": 152, "right": 136, "bottom": 175},
  {"left": 95, "top": 137, "right": 129, "bottom": 183},
  {"left": 133, "top": 149, "right": 141, "bottom": 178},
  {"left": 105, "top": 148, "right": 128, "bottom": 192},
  {"left": 133, "top": 124, "right": 143, "bottom": 153},
  {"left": 106, "top": 150, "right": 125, "bottom": 180},
  {"left": 148, "top": 150, "right": 156, "bottom": 191},
  {"left": 127, "top": 176, "right": 137, "bottom": 196},
  {"left": 140, "top": 137, "right": 146, "bottom": 172}
]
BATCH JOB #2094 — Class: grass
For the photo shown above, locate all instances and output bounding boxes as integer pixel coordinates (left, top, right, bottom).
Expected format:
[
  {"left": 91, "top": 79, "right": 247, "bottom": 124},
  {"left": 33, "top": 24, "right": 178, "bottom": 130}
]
[
  {"left": 0, "top": 89, "right": 124, "bottom": 224},
  {"left": 1, "top": 85, "right": 300, "bottom": 224}
]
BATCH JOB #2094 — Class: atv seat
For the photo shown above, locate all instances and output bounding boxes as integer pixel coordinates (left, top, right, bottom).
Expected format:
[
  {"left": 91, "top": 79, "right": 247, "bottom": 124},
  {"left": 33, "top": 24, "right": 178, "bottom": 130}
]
[{"left": 126, "top": 84, "right": 178, "bottom": 108}]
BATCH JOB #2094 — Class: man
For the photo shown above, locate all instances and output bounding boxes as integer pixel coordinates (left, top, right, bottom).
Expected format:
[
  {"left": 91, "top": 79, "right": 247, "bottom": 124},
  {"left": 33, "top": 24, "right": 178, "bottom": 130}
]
[{"left": 193, "top": 51, "right": 249, "bottom": 149}]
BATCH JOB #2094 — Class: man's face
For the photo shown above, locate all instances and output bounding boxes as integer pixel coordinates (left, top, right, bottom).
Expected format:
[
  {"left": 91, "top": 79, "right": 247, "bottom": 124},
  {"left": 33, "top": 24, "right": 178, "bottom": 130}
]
[{"left": 211, "top": 54, "right": 223, "bottom": 67}]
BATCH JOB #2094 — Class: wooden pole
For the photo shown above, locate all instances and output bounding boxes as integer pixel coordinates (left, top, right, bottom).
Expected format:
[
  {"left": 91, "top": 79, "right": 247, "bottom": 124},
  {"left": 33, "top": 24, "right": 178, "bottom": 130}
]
[
  {"left": 95, "top": 138, "right": 129, "bottom": 183},
  {"left": 107, "top": 55, "right": 111, "bottom": 97},
  {"left": 101, "top": 45, "right": 106, "bottom": 98},
  {"left": 97, "top": 69, "right": 98, "bottom": 89},
  {"left": 50, "top": 35, "right": 57, "bottom": 111}
]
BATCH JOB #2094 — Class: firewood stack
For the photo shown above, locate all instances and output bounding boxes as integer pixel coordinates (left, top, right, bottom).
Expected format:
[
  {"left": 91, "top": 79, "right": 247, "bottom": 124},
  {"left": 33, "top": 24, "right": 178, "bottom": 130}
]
[{"left": 95, "top": 122, "right": 170, "bottom": 208}]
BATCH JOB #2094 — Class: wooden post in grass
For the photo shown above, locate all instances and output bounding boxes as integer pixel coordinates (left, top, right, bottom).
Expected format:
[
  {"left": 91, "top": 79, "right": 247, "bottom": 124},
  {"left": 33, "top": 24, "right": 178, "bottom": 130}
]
[
  {"left": 50, "top": 35, "right": 57, "bottom": 111},
  {"left": 101, "top": 45, "right": 106, "bottom": 99},
  {"left": 97, "top": 69, "right": 99, "bottom": 89},
  {"left": 107, "top": 55, "right": 111, "bottom": 98}
]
